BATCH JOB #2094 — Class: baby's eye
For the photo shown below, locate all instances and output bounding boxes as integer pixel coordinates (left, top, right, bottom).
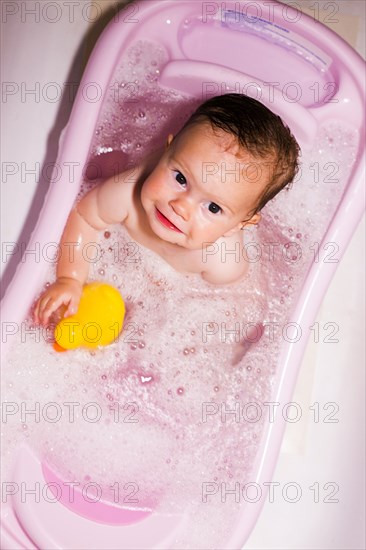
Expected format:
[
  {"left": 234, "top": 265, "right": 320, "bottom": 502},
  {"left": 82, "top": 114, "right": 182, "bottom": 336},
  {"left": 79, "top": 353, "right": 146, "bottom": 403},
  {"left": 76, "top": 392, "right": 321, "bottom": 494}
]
[
  {"left": 208, "top": 202, "right": 222, "bottom": 214},
  {"left": 174, "top": 171, "right": 187, "bottom": 186}
]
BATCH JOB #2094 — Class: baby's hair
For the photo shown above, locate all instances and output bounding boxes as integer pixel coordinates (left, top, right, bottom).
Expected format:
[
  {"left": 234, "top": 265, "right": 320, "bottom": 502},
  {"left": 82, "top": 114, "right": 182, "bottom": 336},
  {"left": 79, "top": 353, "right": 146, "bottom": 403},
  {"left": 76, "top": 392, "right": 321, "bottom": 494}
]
[{"left": 179, "top": 93, "right": 300, "bottom": 216}]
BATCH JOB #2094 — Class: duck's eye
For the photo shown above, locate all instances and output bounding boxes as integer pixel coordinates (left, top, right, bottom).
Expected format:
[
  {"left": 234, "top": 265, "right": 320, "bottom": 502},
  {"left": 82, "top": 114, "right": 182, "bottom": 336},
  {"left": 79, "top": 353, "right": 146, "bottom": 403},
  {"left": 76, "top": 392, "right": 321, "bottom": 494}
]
[
  {"left": 175, "top": 171, "right": 186, "bottom": 186},
  {"left": 208, "top": 202, "right": 222, "bottom": 214}
]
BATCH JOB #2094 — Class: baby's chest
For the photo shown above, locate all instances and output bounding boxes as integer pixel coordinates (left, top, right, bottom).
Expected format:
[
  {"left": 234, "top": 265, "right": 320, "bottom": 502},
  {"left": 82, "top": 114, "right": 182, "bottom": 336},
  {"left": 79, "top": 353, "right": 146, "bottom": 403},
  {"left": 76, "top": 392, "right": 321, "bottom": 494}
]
[
  {"left": 153, "top": 245, "right": 204, "bottom": 275},
  {"left": 121, "top": 222, "right": 203, "bottom": 275}
]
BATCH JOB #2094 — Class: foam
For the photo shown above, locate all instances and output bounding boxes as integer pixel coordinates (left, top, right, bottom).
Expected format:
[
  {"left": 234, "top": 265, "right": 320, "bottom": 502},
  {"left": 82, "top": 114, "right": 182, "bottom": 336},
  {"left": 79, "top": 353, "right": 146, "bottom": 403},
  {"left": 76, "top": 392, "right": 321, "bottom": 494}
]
[{"left": 0, "top": 40, "right": 359, "bottom": 549}]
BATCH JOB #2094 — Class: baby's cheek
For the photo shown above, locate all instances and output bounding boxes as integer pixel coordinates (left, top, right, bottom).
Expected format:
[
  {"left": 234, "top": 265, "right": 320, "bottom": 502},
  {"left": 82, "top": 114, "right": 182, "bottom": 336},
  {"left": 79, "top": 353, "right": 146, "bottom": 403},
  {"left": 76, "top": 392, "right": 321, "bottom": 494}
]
[{"left": 142, "top": 173, "right": 164, "bottom": 199}]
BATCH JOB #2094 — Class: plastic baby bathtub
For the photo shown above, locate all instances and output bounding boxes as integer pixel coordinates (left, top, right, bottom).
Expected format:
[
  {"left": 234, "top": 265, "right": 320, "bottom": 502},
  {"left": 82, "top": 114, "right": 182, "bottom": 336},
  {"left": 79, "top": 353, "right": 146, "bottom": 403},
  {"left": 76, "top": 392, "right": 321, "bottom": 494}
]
[{"left": 1, "top": 1, "right": 365, "bottom": 548}]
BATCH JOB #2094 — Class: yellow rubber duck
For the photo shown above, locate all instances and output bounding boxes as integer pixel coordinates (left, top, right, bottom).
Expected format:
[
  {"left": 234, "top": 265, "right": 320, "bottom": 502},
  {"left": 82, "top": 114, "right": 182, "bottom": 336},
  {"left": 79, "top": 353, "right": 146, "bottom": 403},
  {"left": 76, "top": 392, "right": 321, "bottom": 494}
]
[{"left": 54, "top": 282, "right": 125, "bottom": 351}]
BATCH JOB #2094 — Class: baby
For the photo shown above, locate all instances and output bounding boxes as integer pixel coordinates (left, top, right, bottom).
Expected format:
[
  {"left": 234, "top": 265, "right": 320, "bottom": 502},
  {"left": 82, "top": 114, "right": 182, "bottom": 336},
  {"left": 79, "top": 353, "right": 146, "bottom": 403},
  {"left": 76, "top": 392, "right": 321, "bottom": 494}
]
[{"left": 34, "top": 93, "right": 299, "bottom": 325}]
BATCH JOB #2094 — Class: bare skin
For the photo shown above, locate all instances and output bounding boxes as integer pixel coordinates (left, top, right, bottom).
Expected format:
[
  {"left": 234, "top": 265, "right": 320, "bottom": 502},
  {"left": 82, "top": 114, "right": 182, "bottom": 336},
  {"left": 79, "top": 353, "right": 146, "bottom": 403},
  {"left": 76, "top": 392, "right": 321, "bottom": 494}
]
[{"left": 34, "top": 122, "right": 267, "bottom": 326}]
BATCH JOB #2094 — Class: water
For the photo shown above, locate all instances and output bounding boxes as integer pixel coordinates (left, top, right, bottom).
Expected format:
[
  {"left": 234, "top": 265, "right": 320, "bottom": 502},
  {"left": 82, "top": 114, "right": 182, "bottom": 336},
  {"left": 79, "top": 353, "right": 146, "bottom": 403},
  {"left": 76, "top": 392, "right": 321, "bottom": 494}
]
[{"left": 1, "top": 40, "right": 358, "bottom": 549}]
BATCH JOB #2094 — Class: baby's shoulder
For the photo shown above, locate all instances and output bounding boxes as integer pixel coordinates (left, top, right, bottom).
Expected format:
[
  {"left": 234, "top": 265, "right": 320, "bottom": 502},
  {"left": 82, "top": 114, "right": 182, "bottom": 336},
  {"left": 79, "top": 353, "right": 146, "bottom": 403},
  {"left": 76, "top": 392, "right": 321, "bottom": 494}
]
[{"left": 200, "top": 233, "right": 248, "bottom": 285}]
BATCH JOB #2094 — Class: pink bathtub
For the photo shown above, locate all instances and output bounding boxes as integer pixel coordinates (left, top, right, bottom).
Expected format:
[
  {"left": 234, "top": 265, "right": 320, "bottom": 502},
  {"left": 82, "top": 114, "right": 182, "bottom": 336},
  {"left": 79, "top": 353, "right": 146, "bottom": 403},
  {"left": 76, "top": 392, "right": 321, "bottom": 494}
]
[{"left": 1, "top": 1, "right": 365, "bottom": 548}]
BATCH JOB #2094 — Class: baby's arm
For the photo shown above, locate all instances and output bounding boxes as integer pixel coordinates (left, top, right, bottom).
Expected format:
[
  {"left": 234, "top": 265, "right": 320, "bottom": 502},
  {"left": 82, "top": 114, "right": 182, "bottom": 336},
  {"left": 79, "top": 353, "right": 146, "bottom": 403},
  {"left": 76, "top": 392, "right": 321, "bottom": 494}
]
[{"left": 34, "top": 170, "right": 133, "bottom": 325}]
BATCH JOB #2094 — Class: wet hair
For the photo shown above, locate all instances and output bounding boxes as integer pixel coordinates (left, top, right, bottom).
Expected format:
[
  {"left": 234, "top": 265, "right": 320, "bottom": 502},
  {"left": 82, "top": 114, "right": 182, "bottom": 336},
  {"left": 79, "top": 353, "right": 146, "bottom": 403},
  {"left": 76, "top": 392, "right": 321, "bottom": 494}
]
[{"left": 179, "top": 93, "right": 300, "bottom": 216}]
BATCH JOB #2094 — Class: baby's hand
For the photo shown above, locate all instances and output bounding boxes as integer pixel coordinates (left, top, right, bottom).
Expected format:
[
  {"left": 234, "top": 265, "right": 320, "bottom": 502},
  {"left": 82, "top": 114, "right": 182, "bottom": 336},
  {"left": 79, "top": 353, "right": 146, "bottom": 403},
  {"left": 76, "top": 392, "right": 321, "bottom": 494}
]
[{"left": 34, "top": 277, "right": 83, "bottom": 326}]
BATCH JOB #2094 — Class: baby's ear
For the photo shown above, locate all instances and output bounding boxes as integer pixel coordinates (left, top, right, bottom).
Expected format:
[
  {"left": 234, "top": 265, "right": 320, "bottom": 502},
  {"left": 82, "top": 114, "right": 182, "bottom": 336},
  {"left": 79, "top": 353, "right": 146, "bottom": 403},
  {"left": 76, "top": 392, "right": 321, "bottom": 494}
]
[
  {"left": 243, "top": 213, "right": 261, "bottom": 227},
  {"left": 166, "top": 134, "right": 174, "bottom": 149}
]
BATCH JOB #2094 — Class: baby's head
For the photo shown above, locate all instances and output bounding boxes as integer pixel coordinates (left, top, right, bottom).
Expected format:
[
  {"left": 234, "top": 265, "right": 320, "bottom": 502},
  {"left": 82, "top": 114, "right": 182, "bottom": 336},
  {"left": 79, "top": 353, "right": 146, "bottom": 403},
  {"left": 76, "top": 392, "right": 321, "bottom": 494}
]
[
  {"left": 141, "top": 93, "right": 300, "bottom": 249},
  {"left": 179, "top": 93, "right": 300, "bottom": 217}
]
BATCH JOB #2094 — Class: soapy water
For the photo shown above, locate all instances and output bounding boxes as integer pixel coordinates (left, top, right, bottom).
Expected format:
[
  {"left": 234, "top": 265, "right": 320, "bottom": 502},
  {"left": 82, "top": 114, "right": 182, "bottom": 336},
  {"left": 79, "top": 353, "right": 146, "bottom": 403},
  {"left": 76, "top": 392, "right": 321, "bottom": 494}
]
[{"left": 1, "top": 41, "right": 358, "bottom": 548}]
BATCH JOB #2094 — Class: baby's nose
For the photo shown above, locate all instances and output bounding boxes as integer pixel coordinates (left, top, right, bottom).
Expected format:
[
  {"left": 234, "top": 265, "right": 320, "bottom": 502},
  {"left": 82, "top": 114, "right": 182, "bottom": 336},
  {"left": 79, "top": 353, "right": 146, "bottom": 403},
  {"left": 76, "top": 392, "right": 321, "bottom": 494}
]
[{"left": 169, "top": 197, "right": 191, "bottom": 221}]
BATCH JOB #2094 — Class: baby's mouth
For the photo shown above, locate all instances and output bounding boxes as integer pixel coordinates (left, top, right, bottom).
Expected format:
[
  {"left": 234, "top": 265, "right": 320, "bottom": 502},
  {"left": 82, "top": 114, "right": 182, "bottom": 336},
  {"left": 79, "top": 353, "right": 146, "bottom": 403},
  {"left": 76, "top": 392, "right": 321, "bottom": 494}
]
[{"left": 155, "top": 208, "right": 183, "bottom": 233}]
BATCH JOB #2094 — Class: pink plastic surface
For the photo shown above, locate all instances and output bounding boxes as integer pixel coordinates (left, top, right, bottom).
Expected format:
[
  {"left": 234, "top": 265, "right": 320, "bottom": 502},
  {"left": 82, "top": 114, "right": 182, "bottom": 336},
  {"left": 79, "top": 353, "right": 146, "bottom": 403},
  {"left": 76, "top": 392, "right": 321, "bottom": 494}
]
[{"left": 1, "top": 1, "right": 365, "bottom": 548}]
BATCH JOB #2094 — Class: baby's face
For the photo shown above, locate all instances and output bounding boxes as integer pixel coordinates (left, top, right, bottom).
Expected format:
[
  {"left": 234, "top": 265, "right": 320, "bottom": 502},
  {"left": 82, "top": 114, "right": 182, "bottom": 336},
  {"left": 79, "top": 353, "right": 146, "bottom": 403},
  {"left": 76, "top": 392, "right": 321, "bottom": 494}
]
[{"left": 141, "top": 122, "right": 267, "bottom": 250}]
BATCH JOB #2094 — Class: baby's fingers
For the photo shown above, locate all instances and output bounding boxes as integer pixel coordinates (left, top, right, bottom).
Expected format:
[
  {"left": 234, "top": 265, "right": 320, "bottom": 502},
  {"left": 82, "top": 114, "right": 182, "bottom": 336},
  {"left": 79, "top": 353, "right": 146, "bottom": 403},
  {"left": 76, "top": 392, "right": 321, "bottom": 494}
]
[
  {"left": 39, "top": 295, "right": 69, "bottom": 326},
  {"left": 33, "top": 295, "right": 50, "bottom": 325},
  {"left": 64, "top": 296, "right": 79, "bottom": 318},
  {"left": 33, "top": 298, "right": 41, "bottom": 325},
  {"left": 35, "top": 296, "right": 54, "bottom": 326}
]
